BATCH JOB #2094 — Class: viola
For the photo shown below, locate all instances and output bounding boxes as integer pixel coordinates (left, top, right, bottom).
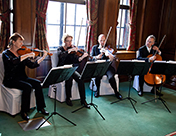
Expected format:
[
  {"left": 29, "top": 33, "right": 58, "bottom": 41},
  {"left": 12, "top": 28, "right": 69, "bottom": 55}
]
[{"left": 17, "top": 45, "right": 53, "bottom": 56}]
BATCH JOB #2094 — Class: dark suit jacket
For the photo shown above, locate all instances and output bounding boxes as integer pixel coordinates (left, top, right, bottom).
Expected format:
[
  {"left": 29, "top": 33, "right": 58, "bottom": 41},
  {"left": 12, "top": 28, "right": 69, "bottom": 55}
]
[
  {"left": 137, "top": 45, "right": 156, "bottom": 62},
  {"left": 90, "top": 44, "right": 108, "bottom": 60}
]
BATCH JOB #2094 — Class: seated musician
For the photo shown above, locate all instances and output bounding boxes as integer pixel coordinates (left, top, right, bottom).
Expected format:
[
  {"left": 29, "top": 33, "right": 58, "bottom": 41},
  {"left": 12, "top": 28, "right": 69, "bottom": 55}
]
[
  {"left": 90, "top": 34, "right": 123, "bottom": 99},
  {"left": 57, "top": 33, "right": 90, "bottom": 108},
  {"left": 137, "top": 35, "right": 163, "bottom": 96},
  {"left": 2, "top": 33, "right": 49, "bottom": 121}
]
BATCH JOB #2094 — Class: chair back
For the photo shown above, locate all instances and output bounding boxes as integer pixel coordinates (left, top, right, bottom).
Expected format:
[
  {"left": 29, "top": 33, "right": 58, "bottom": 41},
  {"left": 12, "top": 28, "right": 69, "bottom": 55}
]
[
  {"left": 50, "top": 50, "right": 59, "bottom": 68},
  {"left": 0, "top": 54, "right": 4, "bottom": 84}
]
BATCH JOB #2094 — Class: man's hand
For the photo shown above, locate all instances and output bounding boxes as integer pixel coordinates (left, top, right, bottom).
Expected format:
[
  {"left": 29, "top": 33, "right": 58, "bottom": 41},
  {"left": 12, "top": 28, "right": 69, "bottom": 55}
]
[{"left": 149, "top": 55, "right": 156, "bottom": 61}]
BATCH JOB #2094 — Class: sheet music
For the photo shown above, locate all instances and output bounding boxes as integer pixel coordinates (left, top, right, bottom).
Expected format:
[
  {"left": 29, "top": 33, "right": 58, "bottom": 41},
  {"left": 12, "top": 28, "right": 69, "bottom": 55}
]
[
  {"left": 167, "top": 60, "right": 176, "bottom": 64},
  {"left": 51, "top": 64, "right": 72, "bottom": 70},
  {"left": 154, "top": 60, "right": 167, "bottom": 63},
  {"left": 41, "top": 65, "right": 75, "bottom": 87},
  {"left": 120, "top": 60, "right": 132, "bottom": 62},
  {"left": 132, "top": 59, "right": 145, "bottom": 62}
]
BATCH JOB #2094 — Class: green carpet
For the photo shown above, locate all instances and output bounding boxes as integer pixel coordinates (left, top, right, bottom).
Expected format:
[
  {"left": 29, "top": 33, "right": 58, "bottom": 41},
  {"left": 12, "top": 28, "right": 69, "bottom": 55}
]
[{"left": 0, "top": 82, "right": 176, "bottom": 136}]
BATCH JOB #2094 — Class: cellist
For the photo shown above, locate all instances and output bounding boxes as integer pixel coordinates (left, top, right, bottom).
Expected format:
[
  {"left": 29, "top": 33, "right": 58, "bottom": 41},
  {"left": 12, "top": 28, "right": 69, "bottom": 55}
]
[{"left": 137, "top": 35, "right": 163, "bottom": 96}]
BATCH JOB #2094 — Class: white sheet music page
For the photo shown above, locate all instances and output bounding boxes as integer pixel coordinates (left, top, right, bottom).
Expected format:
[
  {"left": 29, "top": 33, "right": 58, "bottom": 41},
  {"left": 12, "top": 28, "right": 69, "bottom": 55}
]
[
  {"left": 120, "top": 60, "right": 132, "bottom": 62},
  {"left": 132, "top": 59, "right": 145, "bottom": 62},
  {"left": 167, "top": 60, "right": 176, "bottom": 64},
  {"left": 154, "top": 60, "right": 167, "bottom": 63}
]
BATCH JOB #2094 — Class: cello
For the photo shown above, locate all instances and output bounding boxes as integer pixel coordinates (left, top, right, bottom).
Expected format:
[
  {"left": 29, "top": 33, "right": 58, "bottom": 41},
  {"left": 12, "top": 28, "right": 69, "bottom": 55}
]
[{"left": 144, "top": 35, "right": 166, "bottom": 86}]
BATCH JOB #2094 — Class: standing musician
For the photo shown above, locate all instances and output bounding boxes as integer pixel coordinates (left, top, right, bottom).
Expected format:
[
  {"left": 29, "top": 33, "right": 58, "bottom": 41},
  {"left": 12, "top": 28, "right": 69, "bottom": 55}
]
[
  {"left": 57, "top": 33, "right": 90, "bottom": 108},
  {"left": 137, "top": 35, "right": 163, "bottom": 96},
  {"left": 90, "top": 34, "right": 123, "bottom": 99},
  {"left": 2, "top": 32, "right": 49, "bottom": 121}
]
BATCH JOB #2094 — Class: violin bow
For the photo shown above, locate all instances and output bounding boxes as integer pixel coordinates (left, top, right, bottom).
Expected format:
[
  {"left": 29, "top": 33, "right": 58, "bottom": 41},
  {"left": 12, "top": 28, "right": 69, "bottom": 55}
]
[
  {"left": 103, "top": 26, "right": 112, "bottom": 48},
  {"left": 31, "top": 17, "right": 37, "bottom": 53},
  {"left": 76, "top": 18, "right": 83, "bottom": 47},
  {"left": 153, "top": 35, "right": 166, "bottom": 56}
]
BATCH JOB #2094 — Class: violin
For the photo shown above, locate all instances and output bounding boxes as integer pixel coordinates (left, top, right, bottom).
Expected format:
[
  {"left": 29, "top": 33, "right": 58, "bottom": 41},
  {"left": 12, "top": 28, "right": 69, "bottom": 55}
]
[
  {"left": 68, "top": 45, "right": 93, "bottom": 59},
  {"left": 68, "top": 45, "right": 85, "bottom": 57},
  {"left": 17, "top": 45, "right": 53, "bottom": 56}
]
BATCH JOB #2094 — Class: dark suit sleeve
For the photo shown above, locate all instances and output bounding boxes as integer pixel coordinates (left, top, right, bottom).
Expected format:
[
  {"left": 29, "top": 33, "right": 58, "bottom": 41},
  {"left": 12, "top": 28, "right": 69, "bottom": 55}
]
[
  {"left": 90, "top": 46, "right": 96, "bottom": 56},
  {"left": 137, "top": 47, "right": 149, "bottom": 62}
]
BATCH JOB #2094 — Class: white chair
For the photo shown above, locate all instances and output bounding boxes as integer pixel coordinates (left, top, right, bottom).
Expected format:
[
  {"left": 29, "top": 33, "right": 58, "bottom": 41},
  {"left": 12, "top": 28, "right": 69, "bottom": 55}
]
[
  {"left": 132, "top": 50, "right": 152, "bottom": 92},
  {"left": 89, "top": 75, "right": 119, "bottom": 95},
  {"left": 48, "top": 51, "right": 80, "bottom": 102},
  {"left": 0, "top": 53, "right": 36, "bottom": 115}
]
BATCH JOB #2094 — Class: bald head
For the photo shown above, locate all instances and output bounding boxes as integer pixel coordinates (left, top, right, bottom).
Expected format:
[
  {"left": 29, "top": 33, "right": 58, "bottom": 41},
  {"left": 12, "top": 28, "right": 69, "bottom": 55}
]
[{"left": 98, "top": 34, "right": 106, "bottom": 46}]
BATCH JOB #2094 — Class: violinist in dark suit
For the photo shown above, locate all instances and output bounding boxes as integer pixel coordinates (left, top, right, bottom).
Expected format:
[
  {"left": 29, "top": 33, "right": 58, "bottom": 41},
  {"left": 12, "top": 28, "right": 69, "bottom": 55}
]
[
  {"left": 90, "top": 34, "right": 122, "bottom": 99},
  {"left": 137, "top": 35, "right": 163, "bottom": 96},
  {"left": 57, "top": 33, "right": 90, "bottom": 108}
]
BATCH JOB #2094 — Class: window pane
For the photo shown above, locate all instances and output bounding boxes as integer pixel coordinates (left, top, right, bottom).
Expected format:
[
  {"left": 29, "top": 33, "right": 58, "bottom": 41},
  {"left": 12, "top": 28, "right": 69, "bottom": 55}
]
[
  {"left": 76, "top": 4, "right": 87, "bottom": 25},
  {"left": 47, "top": 1, "right": 61, "bottom": 24},
  {"left": 66, "top": 3, "right": 75, "bottom": 25},
  {"left": 120, "top": 0, "right": 129, "bottom": 6},
  {"left": 117, "top": 0, "right": 130, "bottom": 49},
  {"left": 46, "top": 1, "right": 87, "bottom": 49},
  {"left": 47, "top": 25, "right": 60, "bottom": 48}
]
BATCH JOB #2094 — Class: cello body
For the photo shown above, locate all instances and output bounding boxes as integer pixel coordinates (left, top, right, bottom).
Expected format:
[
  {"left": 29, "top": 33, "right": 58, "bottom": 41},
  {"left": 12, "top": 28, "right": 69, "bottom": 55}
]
[{"left": 144, "top": 54, "right": 166, "bottom": 86}]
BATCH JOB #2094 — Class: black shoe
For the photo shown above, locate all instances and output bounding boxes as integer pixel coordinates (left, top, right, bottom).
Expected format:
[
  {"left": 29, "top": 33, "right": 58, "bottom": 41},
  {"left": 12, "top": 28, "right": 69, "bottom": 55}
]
[
  {"left": 94, "top": 91, "right": 99, "bottom": 98},
  {"left": 151, "top": 89, "right": 163, "bottom": 96},
  {"left": 138, "top": 90, "right": 143, "bottom": 96},
  {"left": 81, "top": 101, "right": 90, "bottom": 108},
  {"left": 38, "top": 108, "right": 49, "bottom": 115},
  {"left": 66, "top": 99, "right": 73, "bottom": 106},
  {"left": 115, "top": 92, "right": 123, "bottom": 99},
  {"left": 21, "top": 112, "right": 29, "bottom": 121}
]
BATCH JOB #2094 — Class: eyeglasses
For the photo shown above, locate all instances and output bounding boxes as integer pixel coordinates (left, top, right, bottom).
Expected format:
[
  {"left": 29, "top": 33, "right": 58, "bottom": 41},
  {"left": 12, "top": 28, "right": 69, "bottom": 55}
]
[{"left": 65, "top": 40, "right": 72, "bottom": 43}]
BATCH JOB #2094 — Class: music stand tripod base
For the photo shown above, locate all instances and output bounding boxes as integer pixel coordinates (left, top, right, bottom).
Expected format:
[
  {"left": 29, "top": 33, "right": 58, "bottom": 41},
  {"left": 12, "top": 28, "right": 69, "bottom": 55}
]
[
  {"left": 111, "top": 75, "right": 138, "bottom": 113},
  {"left": 36, "top": 66, "right": 78, "bottom": 130},
  {"left": 72, "top": 61, "right": 111, "bottom": 120},
  {"left": 141, "top": 86, "right": 171, "bottom": 113},
  {"left": 36, "top": 85, "right": 76, "bottom": 130}
]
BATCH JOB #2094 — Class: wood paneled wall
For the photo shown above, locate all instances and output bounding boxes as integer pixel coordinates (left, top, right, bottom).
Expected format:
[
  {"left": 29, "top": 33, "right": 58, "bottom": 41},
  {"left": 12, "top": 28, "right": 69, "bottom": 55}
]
[{"left": 136, "top": 0, "right": 176, "bottom": 61}]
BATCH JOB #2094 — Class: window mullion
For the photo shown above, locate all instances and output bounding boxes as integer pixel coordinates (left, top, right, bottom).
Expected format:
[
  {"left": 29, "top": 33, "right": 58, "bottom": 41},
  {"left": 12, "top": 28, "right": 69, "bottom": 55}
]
[{"left": 59, "top": 3, "right": 64, "bottom": 45}]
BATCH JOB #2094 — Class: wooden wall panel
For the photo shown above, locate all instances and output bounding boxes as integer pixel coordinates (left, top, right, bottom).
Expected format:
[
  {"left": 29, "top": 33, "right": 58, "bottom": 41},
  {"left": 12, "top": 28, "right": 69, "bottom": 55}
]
[
  {"left": 136, "top": 0, "right": 163, "bottom": 49},
  {"left": 13, "top": 0, "right": 36, "bottom": 46},
  {"left": 159, "top": 0, "right": 176, "bottom": 61}
]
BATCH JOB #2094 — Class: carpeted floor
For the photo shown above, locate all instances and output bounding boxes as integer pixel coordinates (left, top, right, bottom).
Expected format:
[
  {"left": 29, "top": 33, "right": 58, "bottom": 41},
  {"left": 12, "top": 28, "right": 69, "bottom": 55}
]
[{"left": 0, "top": 82, "right": 176, "bottom": 136}]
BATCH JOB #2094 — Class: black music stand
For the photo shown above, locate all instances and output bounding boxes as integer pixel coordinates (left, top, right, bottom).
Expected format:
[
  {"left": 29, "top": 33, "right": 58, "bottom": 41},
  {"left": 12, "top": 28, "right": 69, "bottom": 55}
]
[
  {"left": 141, "top": 61, "right": 171, "bottom": 113},
  {"left": 72, "top": 60, "right": 111, "bottom": 120},
  {"left": 36, "top": 66, "right": 77, "bottom": 130},
  {"left": 111, "top": 60, "right": 151, "bottom": 113}
]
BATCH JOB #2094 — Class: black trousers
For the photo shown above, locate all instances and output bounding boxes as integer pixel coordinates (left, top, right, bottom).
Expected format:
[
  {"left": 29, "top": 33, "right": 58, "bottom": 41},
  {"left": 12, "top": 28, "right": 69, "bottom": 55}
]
[
  {"left": 139, "top": 75, "right": 144, "bottom": 92},
  {"left": 65, "top": 71, "right": 86, "bottom": 102},
  {"left": 4, "top": 77, "right": 46, "bottom": 112},
  {"left": 95, "top": 65, "right": 118, "bottom": 95}
]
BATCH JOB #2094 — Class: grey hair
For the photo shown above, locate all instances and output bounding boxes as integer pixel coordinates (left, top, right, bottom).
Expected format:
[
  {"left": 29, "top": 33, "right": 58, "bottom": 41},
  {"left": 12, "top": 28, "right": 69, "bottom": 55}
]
[{"left": 146, "top": 35, "right": 156, "bottom": 42}]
